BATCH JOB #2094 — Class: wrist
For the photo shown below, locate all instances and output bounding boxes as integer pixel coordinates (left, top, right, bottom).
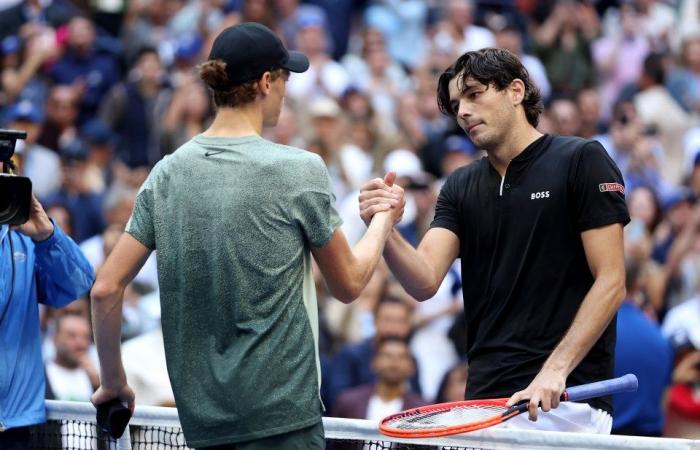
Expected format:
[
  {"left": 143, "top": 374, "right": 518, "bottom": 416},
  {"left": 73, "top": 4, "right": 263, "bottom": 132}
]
[{"left": 32, "top": 222, "right": 55, "bottom": 243}]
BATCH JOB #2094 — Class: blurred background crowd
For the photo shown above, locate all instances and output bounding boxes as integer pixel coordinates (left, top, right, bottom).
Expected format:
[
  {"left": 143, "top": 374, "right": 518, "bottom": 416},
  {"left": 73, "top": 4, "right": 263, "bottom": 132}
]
[{"left": 6, "top": 0, "right": 700, "bottom": 439}]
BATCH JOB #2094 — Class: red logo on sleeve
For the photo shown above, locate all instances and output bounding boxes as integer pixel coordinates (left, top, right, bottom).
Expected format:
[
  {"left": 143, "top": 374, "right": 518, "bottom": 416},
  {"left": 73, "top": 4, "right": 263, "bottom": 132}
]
[{"left": 599, "top": 183, "right": 625, "bottom": 194}]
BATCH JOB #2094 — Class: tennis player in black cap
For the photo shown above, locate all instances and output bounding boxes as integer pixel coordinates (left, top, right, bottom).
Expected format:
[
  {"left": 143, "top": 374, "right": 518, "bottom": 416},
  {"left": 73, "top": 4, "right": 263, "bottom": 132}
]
[{"left": 90, "top": 22, "right": 404, "bottom": 450}]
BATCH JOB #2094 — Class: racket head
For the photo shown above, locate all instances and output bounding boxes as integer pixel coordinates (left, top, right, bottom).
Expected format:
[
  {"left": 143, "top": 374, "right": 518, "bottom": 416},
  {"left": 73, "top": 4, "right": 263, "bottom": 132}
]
[{"left": 379, "top": 398, "right": 525, "bottom": 438}]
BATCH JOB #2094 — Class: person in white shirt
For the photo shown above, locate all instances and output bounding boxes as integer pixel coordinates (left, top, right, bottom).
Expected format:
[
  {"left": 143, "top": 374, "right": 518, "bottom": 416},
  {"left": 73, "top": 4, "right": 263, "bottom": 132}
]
[{"left": 45, "top": 314, "right": 99, "bottom": 402}]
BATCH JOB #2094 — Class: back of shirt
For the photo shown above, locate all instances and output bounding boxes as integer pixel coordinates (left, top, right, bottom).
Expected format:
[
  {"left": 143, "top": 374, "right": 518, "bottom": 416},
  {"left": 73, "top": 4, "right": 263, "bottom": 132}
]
[{"left": 126, "top": 135, "right": 342, "bottom": 447}]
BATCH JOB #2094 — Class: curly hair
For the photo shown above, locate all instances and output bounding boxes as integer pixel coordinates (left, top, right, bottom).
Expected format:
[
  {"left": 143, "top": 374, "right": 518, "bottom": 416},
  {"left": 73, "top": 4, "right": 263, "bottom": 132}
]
[
  {"left": 198, "top": 60, "right": 286, "bottom": 108},
  {"left": 437, "top": 48, "right": 543, "bottom": 127}
]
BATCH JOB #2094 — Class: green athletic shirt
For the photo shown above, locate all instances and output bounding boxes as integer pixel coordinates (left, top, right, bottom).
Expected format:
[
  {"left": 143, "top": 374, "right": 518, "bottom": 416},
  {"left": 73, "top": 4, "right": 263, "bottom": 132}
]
[{"left": 125, "top": 134, "right": 342, "bottom": 447}]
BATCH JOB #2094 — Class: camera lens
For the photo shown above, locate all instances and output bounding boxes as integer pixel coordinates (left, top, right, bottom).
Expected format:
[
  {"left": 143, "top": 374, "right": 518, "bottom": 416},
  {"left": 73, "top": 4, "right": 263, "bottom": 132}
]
[{"left": 0, "top": 191, "right": 16, "bottom": 220}]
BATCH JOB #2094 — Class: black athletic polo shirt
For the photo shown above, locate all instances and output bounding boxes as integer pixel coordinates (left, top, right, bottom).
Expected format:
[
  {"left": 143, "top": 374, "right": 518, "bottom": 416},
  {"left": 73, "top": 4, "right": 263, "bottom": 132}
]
[{"left": 431, "top": 134, "right": 629, "bottom": 414}]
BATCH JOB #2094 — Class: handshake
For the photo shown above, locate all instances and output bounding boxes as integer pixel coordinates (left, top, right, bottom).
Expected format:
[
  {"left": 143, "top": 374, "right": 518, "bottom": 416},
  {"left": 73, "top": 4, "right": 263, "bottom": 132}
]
[{"left": 359, "top": 172, "right": 406, "bottom": 227}]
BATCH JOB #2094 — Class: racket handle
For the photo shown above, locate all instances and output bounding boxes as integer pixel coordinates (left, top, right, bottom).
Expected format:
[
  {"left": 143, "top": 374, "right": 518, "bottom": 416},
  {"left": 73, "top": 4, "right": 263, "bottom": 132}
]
[{"left": 564, "top": 374, "right": 638, "bottom": 402}]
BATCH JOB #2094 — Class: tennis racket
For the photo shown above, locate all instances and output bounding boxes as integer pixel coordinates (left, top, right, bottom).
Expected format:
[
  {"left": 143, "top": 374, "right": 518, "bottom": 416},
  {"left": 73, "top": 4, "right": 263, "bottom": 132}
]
[{"left": 379, "top": 373, "right": 638, "bottom": 438}]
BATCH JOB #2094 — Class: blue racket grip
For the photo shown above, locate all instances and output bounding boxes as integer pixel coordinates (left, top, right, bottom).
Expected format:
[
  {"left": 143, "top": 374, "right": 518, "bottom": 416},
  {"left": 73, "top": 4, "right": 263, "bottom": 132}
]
[{"left": 564, "top": 374, "right": 638, "bottom": 402}]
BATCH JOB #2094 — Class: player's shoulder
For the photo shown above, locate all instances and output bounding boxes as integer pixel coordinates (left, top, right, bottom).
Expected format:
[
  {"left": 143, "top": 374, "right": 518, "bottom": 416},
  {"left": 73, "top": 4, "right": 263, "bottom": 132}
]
[
  {"left": 546, "top": 135, "right": 604, "bottom": 158},
  {"left": 444, "top": 157, "right": 489, "bottom": 186}
]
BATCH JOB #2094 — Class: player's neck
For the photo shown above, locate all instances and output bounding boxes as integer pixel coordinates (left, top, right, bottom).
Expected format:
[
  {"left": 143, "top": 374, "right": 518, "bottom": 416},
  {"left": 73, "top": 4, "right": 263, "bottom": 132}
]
[
  {"left": 488, "top": 123, "right": 542, "bottom": 177},
  {"left": 203, "top": 105, "right": 263, "bottom": 138}
]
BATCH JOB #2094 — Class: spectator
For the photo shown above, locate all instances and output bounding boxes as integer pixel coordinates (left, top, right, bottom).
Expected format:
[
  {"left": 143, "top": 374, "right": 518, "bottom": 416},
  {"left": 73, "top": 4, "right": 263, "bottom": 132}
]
[
  {"left": 37, "top": 84, "right": 80, "bottom": 153},
  {"left": 0, "top": 0, "right": 76, "bottom": 41},
  {"left": 612, "top": 256, "right": 673, "bottom": 437},
  {"left": 533, "top": 0, "right": 598, "bottom": 98},
  {"left": 331, "top": 336, "right": 426, "bottom": 420},
  {"left": 592, "top": 3, "right": 650, "bottom": 120},
  {"left": 49, "top": 15, "right": 121, "bottom": 121},
  {"left": 634, "top": 53, "right": 694, "bottom": 186},
  {"left": 45, "top": 314, "right": 99, "bottom": 402},
  {"left": 329, "top": 295, "right": 418, "bottom": 410},
  {"left": 432, "top": 0, "right": 495, "bottom": 57},
  {"left": 286, "top": 9, "right": 351, "bottom": 101},
  {"left": 435, "top": 362, "right": 469, "bottom": 403},
  {"left": 0, "top": 25, "right": 57, "bottom": 108},
  {"left": 100, "top": 46, "right": 171, "bottom": 167},
  {"left": 44, "top": 139, "right": 106, "bottom": 243}
]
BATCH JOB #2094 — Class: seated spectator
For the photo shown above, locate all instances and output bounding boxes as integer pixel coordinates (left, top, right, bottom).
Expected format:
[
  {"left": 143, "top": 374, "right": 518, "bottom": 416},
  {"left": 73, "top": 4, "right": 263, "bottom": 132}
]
[
  {"left": 37, "top": 84, "right": 81, "bottom": 153},
  {"left": 612, "top": 257, "right": 673, "bottom": 437},
  {"left": 661, "top": 298, "right": 700, "bottom": 438},
  {"left": 100, "top": 46, "right": 171, "bottom": 167},
  {"left": 435, "top": 362, "right": 469, "bottom": 403},
  {"left": 122, "top": 326, "right": 174, "bottom": 406},
  {"left": 331, "top": 336, "right": 426, "bottom": 420},
  {"left": 328, "top": 295, "right": 419, "bottom": 410},
  {"left": 49, "top": 15, "right": 121, "bottom": 121},
  {"left": 44, "top": 139, "right": 106, "bottom": 243},
  {"left": 45, "top": 314, "right": 99, "bottom": 402}
]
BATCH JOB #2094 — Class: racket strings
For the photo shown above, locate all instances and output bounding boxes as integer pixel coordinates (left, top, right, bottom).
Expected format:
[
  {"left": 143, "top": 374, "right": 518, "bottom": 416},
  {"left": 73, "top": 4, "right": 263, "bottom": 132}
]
[{"left": 388, "top": 405, "right": 508, "bottom": 430}]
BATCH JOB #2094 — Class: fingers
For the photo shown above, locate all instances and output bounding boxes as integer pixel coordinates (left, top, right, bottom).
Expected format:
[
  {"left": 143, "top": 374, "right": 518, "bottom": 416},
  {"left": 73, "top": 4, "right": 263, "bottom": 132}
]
[
  {"left": 384, "top": 171, "right": 396, "bottom": 187},
  {"left": 360, "top": 177, "right": 394, "bottom": 194}
]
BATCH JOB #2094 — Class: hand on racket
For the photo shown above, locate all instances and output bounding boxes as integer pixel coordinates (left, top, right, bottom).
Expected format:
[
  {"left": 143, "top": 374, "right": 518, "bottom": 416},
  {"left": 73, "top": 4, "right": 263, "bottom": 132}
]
[
  {"left": 505, "top": 368, "right": 566, "bottom": 421},
  {"left": 379, "top": 374, "right": 638, "bottom": 438}
]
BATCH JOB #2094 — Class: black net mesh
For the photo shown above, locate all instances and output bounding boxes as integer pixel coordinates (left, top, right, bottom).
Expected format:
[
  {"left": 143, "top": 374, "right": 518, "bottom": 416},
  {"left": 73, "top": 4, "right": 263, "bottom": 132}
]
[{"left": 29, "top": 420, "right": 482, "bottom": 450}]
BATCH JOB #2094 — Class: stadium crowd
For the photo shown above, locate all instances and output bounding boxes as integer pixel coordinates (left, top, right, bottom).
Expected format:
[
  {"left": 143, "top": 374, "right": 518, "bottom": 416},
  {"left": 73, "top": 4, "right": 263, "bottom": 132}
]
[{"left": 4, "top": 0, "right": 700, "bottom": 439}]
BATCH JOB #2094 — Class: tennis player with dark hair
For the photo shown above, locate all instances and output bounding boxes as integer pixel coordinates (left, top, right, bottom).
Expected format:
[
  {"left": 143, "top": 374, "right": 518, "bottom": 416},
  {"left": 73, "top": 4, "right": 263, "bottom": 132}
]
[
  {"left": 360, "top": 48, "right": 629, "bottom": 432},
  {"left": 90, "top": 22, "right": 404, "bottom": 450}
]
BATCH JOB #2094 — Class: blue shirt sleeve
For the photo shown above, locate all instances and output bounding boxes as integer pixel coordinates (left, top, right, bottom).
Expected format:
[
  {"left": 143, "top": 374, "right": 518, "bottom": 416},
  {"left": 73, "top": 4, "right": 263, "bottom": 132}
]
[{"left": 34, "top": 222, "right": 95, "bottom": 307}]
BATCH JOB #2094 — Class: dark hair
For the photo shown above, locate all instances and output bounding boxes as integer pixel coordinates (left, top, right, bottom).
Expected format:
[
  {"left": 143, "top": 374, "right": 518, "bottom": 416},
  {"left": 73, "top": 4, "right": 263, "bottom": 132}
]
[
  {"left": 374, "top": 335, "right": 411, "bottom": 353},
  {"left": 373, "top": 294, "right": 410, "bottom": 317},
  {"left": 437, "top": 48, "right": 543, "bottom": 127},
  {"left": 642, "top": 53, "right": 666, "bottom": 86},
  {"left": 198, "top": 60, "right": 286, "bottom": 108}
]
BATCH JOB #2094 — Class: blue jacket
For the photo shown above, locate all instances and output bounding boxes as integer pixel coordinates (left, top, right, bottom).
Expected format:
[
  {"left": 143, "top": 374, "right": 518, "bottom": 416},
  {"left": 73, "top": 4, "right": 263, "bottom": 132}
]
[
  {"left": 0, "top": 223, "right": 94, "bottom": 430},
  {"left": 612, "top": 301, "right": 673, "bottom": 435}
]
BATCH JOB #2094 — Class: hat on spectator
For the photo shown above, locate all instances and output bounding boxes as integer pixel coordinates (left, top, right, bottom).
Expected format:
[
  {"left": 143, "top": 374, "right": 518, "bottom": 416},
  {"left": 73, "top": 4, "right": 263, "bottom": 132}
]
[
  {"left": 60, "top": 139, "right": 89, "bottom": 163},
  {"left": 444, "top": 135, "right": 478, "bottom": 157},
  {"left": 297, "top": 6, "right": 327, "bottom": 30},
  {"left": 384, "top": 148, "right": 433, "bottom": 190},
  {"left": 309, "top": 97, "right": 341, "bottom": 118},
  {"left": 1, "top": 35, "right": 19, "bottom": 55},
  {"left": 175, "top": 32, "right": 203, "bottom": 62},
  {"left": 661, "top": 187, "right": 695, "bottom": 212},
  {"left": 208, "top": 22, "right": 309, "bottom": 85},
  {"left": 6, "top": 100, "right": 43, "bottom": 124},
  {"left": 82, "top": 119, "right": 116, "bottom": 147}
]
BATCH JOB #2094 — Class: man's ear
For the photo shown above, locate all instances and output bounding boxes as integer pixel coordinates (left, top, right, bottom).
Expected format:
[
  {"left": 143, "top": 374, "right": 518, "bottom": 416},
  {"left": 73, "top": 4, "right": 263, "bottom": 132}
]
[
  {"left": 258, "top": 71, "right": 272, "bottom": 95},
  {"left": 509, "top": 78, "right": 526, "bottom": 106}
]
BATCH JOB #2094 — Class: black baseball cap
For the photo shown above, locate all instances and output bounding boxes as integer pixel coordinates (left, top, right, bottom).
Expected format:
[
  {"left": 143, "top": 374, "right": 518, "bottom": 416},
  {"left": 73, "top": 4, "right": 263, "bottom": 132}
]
[{"left": 208, "top": 22, "right": 309, "bottom": 85}]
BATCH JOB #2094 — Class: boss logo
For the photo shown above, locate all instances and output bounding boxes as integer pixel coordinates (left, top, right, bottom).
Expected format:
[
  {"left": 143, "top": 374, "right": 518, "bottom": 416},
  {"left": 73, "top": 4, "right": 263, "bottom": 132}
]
[{"left": 530, "top": 191, "right": 550, "bottom": 200}]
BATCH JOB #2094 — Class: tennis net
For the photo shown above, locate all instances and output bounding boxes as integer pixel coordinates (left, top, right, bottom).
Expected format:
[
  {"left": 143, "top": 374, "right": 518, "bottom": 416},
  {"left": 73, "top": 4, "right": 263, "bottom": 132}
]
[{"left": 29, "top": 400, "right": 700, "bottom": 450}]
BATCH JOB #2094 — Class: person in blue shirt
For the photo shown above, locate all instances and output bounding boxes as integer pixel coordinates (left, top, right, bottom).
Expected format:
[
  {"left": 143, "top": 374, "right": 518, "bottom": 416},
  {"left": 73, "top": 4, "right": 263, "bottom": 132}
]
[
  {"left": 0, "top": 188, "right": 94, "bottom": 450},
  {"left": 612, "top": 256, "right": 673, "bottom": 437}
]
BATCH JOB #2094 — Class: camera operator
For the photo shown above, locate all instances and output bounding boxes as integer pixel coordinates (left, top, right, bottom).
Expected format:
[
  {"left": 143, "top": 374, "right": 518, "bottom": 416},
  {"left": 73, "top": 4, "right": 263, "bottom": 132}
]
[{"left": 0, "top": 153, "right": 94, "bottom": 449}]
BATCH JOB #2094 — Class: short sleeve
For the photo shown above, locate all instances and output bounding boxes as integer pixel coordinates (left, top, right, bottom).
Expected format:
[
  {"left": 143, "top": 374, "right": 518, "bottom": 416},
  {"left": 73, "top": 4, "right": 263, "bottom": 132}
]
[
  {"left": 125, "top": 171, "right": 157, "bottom": 249},
  {"left": 430, "top": 173, "right": 462, "bottom": 238},
  {"left": 295, "top": 156, "right": 343, "bottom": 248},
  {"left": 570, "top": 141, "right": 630, "bottom": 232}
]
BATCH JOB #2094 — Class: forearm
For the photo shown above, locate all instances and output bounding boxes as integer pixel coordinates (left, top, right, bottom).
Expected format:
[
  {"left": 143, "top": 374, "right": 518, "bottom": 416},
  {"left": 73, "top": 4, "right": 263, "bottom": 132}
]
[
  {"left": 542, "top": 275, "right": 625, "bottom": 376},
  {"left": 383, "top": 229, "right": 440, "bottom": 301},
  {"left": 91, "top": 284, "right": 128, "bottom": 388},
  {"left": 345, "top": 212, "right": 394, "bottom": 298}
]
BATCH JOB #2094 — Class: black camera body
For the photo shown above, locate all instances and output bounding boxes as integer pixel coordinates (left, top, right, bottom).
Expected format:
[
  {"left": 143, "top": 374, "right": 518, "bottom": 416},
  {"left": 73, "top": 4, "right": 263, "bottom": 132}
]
[{"left": 0, "top": 128, "right": 32, "bottom": 226}]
